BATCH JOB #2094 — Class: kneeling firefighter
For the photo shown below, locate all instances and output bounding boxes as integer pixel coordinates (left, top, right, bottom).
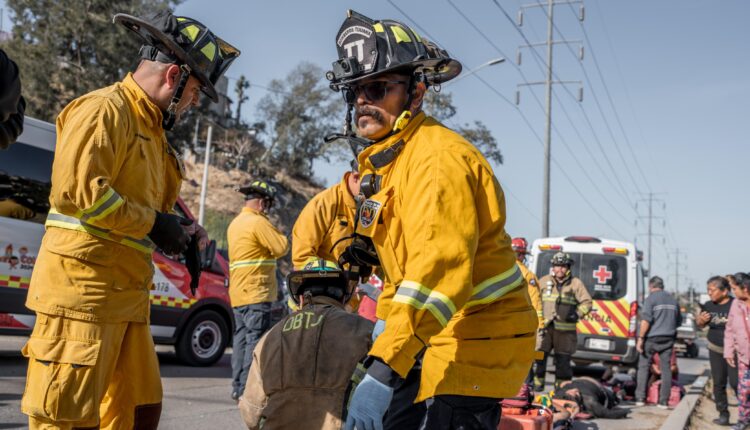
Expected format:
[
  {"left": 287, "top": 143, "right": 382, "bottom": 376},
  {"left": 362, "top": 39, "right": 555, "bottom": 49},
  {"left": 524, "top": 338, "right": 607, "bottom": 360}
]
[
  {"left": 327, "top": 10, "right": 538, "bottom": 430},
  {"left": 238, "top": 259, "right": 373, "bottom": 430},
  {"left": 534, "top": 252, "right": 592, "bottom": 391}
]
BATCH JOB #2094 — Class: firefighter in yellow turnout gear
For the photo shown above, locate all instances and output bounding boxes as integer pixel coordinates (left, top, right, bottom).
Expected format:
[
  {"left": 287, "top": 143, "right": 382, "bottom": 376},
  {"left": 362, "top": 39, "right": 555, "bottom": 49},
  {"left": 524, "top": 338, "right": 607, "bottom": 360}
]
[
  {"left": 292, "top": 163, "right": 360, "bottom": 269},
  {"left": 327, "top": 11, "right": 537, "bottom": 430},
  {"left": 534, "top": 252, "right": 592, "bottom": 391},
  {"left": 228, "top": 180, "right": 289, "bottom": 400},
  {"left": 513, "top": 237, "right": 545, "bottom": 394},
  {"left": 292, "top": 163, "right": 365, "bottom": 312},
  {"left": 21, "top": 11, "right": 239, "bottom": 429}
]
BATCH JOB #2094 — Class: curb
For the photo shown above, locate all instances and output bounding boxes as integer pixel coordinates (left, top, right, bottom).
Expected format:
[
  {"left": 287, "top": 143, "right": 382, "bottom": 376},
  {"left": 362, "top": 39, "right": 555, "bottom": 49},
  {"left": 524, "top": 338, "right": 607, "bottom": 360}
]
[{"left": 658, "top": 365, "right": 710, "bottom": 430}]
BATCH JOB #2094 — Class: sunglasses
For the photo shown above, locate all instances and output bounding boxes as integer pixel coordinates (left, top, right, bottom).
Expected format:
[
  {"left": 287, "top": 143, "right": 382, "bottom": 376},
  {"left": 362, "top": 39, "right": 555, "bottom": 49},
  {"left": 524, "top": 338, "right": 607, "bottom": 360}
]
[{"left": 346, "top": 80, "right": 408, "bottom": 102}]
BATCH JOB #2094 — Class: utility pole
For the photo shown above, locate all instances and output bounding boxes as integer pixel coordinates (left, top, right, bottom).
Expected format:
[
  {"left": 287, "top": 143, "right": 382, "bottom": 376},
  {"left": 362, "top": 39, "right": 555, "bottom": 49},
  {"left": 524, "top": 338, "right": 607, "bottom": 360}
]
[
  {"left": 516, "top": 1, "right": 584, "bottom": 237},
  {"left": 668, "top": 248, "right": 687, "bottom": 295},
  {"left": 636, "top": 193, "right": 666, "bottom": 276},
  {"left": 542, "top": 0, "right": 554, "bottom": 238},
  {"left": 198, "top": 125, "right": 213, "bottom": 226}
]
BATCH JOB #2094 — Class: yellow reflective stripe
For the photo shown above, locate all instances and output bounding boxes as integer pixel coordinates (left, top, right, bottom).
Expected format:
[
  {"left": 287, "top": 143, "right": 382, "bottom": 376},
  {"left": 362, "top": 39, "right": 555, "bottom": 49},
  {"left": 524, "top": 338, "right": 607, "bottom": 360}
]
[
  {"left": 80, "top": 188, "right": 124, "bottom": 222},
  {"left": 45, "top": 210, "right": 154, "bottom": 254},
  {"left": 390, "top": 25, "right": 412, "bottom": 43},
  {"left": 201, "top": 42, "right": 216, "bottom": 61},
  {"left": 393, "top": 280, "right": 456, "bottom": 327},
  {"left": 373, "top": 23, "right": 385, "bottom": 33},
  {"left": 553, "top": 321, "right": 578, "bottom": 330},
  {"left": 181, "top": 24, "right": 200, "bottom": 42},
  {"left": 229, "top": 259, "right": 277, "bottom": 271},
  {"left": 466, "top": 264, "right": 524, "bottom": 307}
]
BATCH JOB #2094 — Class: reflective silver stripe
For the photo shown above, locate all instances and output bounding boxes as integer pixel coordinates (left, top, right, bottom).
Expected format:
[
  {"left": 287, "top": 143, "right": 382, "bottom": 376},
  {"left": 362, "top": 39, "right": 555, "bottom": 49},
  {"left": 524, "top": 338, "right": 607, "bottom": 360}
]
[
  {"left": 466, "top": 264, "right": 524, "bottom": 307},
  {"left": 229, "top": 259, "right": 277, "bottom": 271},
  {"left": 80, "top": 188, "right": 124, "bottom": 222},
  {"left": 393, "top": 281, "right": 456, "bottom": 327},
  {"left": 45, "top": 211, "right": 154, "bottom": 253}
]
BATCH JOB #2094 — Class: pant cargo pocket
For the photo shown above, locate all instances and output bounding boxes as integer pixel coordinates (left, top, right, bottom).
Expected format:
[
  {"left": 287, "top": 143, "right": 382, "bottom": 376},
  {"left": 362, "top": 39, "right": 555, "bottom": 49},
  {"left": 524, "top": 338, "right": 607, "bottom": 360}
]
[{"left": 21, "top": 336, "right": 101, "bottom": 422}]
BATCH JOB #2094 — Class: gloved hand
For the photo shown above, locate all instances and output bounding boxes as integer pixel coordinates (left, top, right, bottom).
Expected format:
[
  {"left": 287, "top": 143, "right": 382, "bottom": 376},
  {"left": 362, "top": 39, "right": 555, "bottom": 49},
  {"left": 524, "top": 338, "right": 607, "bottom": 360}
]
[
  {"left": 148, "top": 211, "right": 192, "bottom": 255},
  {"left": 345, "top": 373, "right": 393, "bottom": 430},
  {"left": 372, "top": 319, "right": 386, "bottom": 342}
]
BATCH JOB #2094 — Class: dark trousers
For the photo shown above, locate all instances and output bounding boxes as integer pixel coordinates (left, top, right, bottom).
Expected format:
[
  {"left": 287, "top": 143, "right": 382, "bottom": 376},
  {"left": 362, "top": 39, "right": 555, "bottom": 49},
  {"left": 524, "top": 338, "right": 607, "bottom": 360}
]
[
  {"left": 384, "top": 367, "right": 426, "bottom": 430},
  {"left": 710, "top": 349, "right": 739, "bottom": 414},
  {"left": 419, "top": 396, "right": 501, "bottom": 430},
  {"left": 636, "top": 337, "right": 674, "bottom": 404},
  {"left": 534, "top": 352, "right": 573, "bottom": 382},
  {"left": 231, "top": 302, "right": 271, "bottom": 394}
]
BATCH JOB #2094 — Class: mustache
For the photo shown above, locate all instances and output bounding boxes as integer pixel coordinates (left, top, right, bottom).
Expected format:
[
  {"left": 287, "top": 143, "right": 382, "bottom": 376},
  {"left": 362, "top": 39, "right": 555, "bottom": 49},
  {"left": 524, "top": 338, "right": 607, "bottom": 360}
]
[{"left": 355, "top": 107, "right": 384, "bottom": 123}]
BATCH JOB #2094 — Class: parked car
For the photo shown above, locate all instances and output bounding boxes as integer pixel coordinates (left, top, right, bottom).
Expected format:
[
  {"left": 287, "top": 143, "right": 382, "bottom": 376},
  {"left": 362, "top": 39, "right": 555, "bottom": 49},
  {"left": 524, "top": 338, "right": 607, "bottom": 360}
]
[{"left": 675, "top": 312, "right": 700, "bottom": 358}]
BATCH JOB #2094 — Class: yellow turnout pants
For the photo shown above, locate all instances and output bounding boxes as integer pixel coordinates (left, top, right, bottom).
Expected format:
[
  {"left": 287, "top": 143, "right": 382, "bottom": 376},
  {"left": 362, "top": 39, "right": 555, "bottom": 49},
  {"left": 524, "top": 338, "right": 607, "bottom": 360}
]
[{"left": 21, "top": 313, "right": 162, "bottom": 429}]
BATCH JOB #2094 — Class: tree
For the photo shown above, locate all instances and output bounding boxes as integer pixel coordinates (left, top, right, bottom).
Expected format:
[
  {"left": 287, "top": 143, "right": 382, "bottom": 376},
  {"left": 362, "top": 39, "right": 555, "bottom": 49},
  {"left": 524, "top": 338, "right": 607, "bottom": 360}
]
[
  {"left": 423, "top": 90, "right": 503, "bottom": 165},
  {"left": 234, "top": 74, "right": 250, "bottom": 127},
  {"left": 255, "top": 62, "right": 344, "bottom": 178},
  {"left": 1, "top": 0, "right": 181, "bottom": 122}
]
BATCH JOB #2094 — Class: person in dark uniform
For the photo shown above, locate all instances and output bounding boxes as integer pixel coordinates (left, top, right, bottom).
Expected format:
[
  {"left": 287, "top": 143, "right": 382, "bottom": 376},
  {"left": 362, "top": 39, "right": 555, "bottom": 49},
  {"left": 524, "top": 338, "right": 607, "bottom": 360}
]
[{"left": 697, "top": 276, "right": 737, "bottom": 426}]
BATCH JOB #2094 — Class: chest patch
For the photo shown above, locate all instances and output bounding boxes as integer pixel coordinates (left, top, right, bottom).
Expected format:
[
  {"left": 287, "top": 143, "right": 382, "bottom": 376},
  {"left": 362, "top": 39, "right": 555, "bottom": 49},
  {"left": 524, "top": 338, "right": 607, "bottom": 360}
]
[{"left": 359, "top": 199, "right": 382, "bottom": 229}]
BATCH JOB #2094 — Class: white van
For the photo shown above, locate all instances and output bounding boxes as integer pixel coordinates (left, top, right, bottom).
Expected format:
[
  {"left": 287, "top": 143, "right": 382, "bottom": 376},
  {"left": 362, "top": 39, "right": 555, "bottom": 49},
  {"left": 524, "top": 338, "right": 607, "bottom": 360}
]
[{"left": 529, "top": 236, "right": 646, "bottom": 366}]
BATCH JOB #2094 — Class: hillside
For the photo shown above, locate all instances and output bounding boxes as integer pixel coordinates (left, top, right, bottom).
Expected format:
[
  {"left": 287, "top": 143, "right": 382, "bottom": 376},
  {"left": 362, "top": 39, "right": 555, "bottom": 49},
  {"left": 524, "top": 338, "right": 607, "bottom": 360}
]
[{"left": 179, "top": 158, "right": 326, "bottom": 272}]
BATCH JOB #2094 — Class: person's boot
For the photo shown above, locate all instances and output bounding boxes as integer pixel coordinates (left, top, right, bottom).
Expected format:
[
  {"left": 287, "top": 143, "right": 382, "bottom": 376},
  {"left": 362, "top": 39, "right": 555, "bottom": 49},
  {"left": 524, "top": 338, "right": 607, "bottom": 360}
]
[
  {"left": 533, "top": 376, "right": 545, "bottom": 392},
  {"left": 713, "top": 411, "right": 730, "bottom": 426}
]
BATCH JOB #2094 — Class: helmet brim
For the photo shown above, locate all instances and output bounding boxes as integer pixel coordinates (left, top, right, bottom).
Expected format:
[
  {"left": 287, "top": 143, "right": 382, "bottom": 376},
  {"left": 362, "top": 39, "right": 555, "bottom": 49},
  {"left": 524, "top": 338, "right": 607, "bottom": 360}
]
[
  {"left": 114, "top": 13, "right": 219, "bottom": 101},
  {"left": 334, "top": 58, "right": 462, "bottom": 87},
  {"left": 287, "top": 270, "right": 348, "bottom": 302}
]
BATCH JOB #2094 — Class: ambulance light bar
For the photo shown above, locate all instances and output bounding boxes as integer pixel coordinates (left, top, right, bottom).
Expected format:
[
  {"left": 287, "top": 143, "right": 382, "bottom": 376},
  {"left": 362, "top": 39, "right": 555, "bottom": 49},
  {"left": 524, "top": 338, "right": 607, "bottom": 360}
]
[{"left": 602, "top": 247, "right": 629, "bottom": 255}]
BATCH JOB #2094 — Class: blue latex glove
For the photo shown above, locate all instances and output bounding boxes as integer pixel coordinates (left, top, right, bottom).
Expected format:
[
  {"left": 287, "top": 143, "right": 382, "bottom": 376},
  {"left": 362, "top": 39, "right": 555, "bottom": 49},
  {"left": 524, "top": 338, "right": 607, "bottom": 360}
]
[
  {"left": 372, "top": 318, "right": 386, "bottom": 342},
  {"left": 345, "top": 373, "right": 394, "bottom": 430}
]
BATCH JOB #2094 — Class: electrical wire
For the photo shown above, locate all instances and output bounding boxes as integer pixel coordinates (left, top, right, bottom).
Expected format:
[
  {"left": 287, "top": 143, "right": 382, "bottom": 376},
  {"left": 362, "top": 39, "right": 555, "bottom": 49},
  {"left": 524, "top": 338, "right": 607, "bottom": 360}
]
[
  {"left": 488, "top": 0, "right": 640, "bottom": 203},
  {"left": 446, "top": 0, "right": 635, "bottom": 220},
  {"left": 388, "top": 1, "right": 629, "bottom": 239}
]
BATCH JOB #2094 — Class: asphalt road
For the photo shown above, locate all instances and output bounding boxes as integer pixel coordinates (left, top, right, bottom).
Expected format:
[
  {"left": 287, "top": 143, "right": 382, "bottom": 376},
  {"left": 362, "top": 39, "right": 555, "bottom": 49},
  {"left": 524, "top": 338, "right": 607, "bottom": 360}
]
[{"left": 0, "top": 335, "right": 709, "bottom": 429}]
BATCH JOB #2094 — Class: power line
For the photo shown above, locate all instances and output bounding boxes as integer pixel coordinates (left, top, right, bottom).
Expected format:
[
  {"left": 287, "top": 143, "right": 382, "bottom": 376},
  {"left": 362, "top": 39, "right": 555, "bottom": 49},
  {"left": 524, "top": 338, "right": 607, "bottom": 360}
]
[
  {"left": 489, "top": 0, "right": 639, "bottom": 205},
  {"left": 389, "top": 1, "right": 629, "bottom": 239},
  {"left": 529, "top": 1, "right": 649, "bottom": 197},
  {"left": 568, "top": 1, "right": 654, "bottom": 193},
  {"left": 446, "top": 0, "right": 634, "bottom": 220}
]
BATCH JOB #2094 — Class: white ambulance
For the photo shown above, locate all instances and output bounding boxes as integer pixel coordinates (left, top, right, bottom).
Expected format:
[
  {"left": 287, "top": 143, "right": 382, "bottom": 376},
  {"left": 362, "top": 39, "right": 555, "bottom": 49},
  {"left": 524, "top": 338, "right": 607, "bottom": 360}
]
[{"left": 529, "top": 236, "right": 646, "bottom": 366}]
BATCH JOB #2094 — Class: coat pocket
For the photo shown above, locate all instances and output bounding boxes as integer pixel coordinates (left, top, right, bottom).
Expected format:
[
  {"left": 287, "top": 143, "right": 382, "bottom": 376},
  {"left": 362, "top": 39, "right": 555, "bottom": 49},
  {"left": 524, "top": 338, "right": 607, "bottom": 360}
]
[{"left": 21, "top": 336, "right": 101, "bottom": 422}]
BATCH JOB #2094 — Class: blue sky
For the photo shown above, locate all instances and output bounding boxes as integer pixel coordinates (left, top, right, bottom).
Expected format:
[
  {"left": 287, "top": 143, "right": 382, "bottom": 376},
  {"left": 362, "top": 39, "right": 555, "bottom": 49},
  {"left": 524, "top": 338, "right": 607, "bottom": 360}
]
[{"left": 2, "top": 1, "right": 748, "bottom": 292}]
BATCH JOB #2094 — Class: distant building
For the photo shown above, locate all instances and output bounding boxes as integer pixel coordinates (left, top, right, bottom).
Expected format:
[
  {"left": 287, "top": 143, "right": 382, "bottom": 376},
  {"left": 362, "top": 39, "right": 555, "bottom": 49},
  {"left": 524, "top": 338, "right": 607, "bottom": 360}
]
[
  {"left": 0, "top": 30, "right": 11, "bottom": 43},
  {"left": 210, "top": 76, "right": 233, "bottom": 127}
]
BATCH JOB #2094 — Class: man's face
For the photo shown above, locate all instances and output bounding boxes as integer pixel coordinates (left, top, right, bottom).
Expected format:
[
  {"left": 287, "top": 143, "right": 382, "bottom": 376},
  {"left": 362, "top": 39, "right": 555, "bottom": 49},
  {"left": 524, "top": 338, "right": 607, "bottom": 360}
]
[
  {"left": 174, "top": 75, "right": 202, "bottom": 121},
  {"left": 352, "top": 73, "right": 410, "bottom": 140},
  {"left": 552, "top": 265, "right": 568, "bottom": 279}
]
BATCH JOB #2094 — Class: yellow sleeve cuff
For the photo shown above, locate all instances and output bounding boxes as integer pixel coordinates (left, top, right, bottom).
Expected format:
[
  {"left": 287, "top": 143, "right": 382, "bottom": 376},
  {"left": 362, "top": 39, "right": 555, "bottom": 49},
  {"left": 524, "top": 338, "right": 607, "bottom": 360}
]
[{"left": 369, "top": 333, "right": 425, "bottom": 378}]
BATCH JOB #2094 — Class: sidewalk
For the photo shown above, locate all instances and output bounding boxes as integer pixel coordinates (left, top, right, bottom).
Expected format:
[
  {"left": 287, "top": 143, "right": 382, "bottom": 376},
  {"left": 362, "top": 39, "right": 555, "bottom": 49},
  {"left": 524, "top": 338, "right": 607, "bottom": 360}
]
[{"left": 687, "top": 379, "right": 739, "bottom": 430}]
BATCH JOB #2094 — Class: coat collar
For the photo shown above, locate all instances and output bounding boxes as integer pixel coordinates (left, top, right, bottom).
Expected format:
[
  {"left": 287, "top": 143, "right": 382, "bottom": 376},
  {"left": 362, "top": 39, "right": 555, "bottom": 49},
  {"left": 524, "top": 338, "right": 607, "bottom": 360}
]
[
  {"left": 358, "top": 111, "right": 427, "bottom": 173},
  {"left": 122, "top": 73, "right": 164, "bottom": 131}
]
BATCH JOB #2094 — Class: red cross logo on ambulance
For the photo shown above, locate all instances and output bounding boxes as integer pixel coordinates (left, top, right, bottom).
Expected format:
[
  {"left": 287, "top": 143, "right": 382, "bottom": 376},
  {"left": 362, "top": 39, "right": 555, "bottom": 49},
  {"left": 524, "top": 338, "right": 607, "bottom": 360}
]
[{"left": 593, "top": 265, "right": 613, "bottom": 284}]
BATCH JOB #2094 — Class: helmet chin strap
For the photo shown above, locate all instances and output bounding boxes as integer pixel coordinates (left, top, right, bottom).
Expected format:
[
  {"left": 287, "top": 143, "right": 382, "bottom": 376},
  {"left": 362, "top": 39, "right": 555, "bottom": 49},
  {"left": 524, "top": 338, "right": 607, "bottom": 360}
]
[
  {"left": 374, "top": 73, "right": 420, "bottom": 142},
  {"left": 162, "top": 64, "right": 192, "bottom": 131}
]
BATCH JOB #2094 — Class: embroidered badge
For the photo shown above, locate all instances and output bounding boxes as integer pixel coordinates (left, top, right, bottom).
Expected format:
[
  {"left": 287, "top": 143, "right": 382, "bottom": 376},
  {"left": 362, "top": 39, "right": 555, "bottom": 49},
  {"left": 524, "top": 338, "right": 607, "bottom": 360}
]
[{"left": 359, "top": 199, "right": 382, "bottom": 229}]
